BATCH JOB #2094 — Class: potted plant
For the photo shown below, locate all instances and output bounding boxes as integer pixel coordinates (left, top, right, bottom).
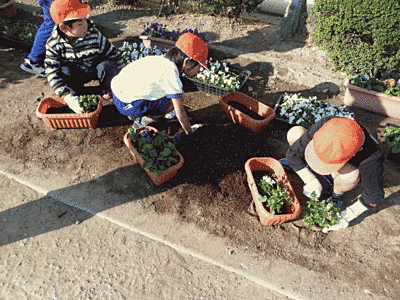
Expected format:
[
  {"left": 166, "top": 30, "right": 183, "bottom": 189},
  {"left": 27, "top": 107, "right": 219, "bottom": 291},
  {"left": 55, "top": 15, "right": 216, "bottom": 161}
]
[
  {"left": 123, "top": 126, "right": 184, "bottom": 185},
  {"left": 384, "top": 123, "right": 400, "bottom": 166},
  {"left": 302, "top": 193, "right": 343, "bottom": 230},
  {"left": 36, "top": 95, "right": 103, "bottom": 130},
  {"left": 139, "top": 22, "right": 208, "bottom": 50},
  {"left": 219, "top": 92, "right": 275, "bottom": 133},
  {"left": 244, "top": 157, "right": 301, "bottom": 226},
  {"left": 0, "top": 18, "right": 38, "bottom": 51},
  {"left": 0, "top": 0, "right": 16, "bottom": 18},
  {"left": 344, "top": 74, "right": 400, "bottom": 119},
  {"left": 274, "top": 92, "right": 354, "bottom": 127}
]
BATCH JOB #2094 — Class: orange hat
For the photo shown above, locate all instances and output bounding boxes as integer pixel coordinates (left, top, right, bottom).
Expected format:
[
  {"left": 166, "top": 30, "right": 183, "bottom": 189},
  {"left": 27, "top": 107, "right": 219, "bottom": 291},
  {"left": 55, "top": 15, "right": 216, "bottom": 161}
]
[
  {"left": 50, "top": 0, "right": 91, "bottom": 25},
  {"left": 305, "top": 118, "right": 365, "bottom": 175},
  {"left": 176, "top": 33, "right": 208, "bottom": 69}
]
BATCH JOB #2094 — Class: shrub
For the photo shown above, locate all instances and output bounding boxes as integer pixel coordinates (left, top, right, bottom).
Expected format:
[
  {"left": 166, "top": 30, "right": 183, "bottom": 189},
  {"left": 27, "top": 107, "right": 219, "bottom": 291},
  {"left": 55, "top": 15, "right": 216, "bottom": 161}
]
[
  {"left": 200, "top": 0, "right": 263, "bottom": 18},
  {"left": 310, "top": 0, "right": 400, "bottom": 79}
]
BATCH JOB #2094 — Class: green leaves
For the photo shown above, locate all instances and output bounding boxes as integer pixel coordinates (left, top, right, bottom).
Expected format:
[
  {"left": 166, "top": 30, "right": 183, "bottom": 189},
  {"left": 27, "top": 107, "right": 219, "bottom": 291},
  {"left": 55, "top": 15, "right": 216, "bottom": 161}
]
[
  {"left": 302, "top": 193, "right": 342, "bottom": 229},
  {"left": 384, "top": 126, "right": 400, "bottom": 154},
  {"left": 257, "top": 174, "right": 290, "bottom": 215},
  {"left": 78, "top": 94, "right": 99, "bottom": 113},
  {"left": 128, "top": 127, "right": 179, "bottom": 177}
]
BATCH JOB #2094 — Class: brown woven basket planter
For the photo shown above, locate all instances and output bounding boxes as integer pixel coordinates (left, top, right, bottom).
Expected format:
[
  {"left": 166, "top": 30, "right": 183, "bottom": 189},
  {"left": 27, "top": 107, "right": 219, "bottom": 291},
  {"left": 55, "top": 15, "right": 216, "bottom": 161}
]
[
  {"left": 123, "top": 128, "right": 184, "bottom": 185},
  {"left": 245, "top": 157, "right": 301, "bottom": 226},
  {"left": 36, "top": 97, "right": 102, "bottom": 130}
]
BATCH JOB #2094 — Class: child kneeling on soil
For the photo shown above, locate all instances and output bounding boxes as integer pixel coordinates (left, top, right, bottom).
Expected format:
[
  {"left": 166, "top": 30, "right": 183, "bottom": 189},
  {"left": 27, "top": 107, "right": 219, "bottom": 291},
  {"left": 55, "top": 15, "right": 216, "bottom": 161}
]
[
  {"left": 111, "top": 33, "right": 207, "bottom": 135},
  {"left": 45, "top": 0, "right": 125, "bottom": 113}
]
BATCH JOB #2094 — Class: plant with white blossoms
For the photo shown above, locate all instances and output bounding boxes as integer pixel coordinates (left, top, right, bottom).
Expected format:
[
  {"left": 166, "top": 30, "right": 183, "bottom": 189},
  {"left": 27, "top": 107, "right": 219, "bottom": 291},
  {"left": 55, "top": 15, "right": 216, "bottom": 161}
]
[
  {"left": 119, "top": 41, "right": 169, "bottom": 64},
  {"left": 193, "top": 57, "right": 242, "bottom": 91},
  {"left": 275, "top": 93, "right": 354, "bottom": 127},
  {"left": 257, "top": 173, "right": 290, "bottom": 215}
]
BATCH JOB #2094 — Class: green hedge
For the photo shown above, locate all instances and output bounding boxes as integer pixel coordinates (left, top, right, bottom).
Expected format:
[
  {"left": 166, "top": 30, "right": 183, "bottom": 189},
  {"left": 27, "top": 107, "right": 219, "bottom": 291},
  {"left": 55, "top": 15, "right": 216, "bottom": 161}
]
[{"left": 310, "top": 0, "right": 400, "bottom": 79}]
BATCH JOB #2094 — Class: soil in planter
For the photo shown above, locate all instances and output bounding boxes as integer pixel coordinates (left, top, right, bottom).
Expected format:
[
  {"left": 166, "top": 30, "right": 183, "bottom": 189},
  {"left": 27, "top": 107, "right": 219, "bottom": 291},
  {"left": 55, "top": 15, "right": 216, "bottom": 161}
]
[
  {"left": 46, "top": 107, "right": 75, "bottom": 114},
  {"left": 252, "top": 170, "right": 288, "bottom": 215},
  {"left": 227, "top": 100, "right": 265, "bottom": 120}
]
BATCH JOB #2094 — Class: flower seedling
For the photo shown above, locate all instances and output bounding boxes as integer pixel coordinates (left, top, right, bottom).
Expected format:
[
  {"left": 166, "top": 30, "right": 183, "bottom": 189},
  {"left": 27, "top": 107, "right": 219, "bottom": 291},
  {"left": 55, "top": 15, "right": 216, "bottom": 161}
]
[
  {"left": 78, "top": 94, "right": 99, "bottom": 113},
  {"left": 302, "top": 193, "right": 342, "bottom": 229},
  {"left": 257, "top": 173, "right": 290, "bottom": 215},
  {"left": 384, "top": 126, "right": 400, "bottom": 154},
  {"left": 0, "top": 19, "right": 38, "bottom": 43},
  {"left": 128, "top": 127, "right": 180, "bottom": 177},
  {"left": 141, "top": 22, "right": 208, "bottom": 43},
  {"left": 275, "top": 93, "right": 354, "bottom": 127},
  {"left": 119, "top": 41, "right": 169, "bottom": 64},
  {"left": 192, "top": 58, "right": 242, "bottom": 91},
  {"left": 350, "top": 74, "right": 400, "bottom": 97}
]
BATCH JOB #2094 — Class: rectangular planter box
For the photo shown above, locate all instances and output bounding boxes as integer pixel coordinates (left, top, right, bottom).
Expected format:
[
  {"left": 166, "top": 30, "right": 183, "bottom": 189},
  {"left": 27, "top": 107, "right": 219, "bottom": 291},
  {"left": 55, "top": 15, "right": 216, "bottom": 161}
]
[
  {"left": 0, "top": 36, "right": 32, "bottom": 52},
  {"left": 36, "top": 97, "right": 103, "bottom": 130},
  {"left": 139, "top": 35, "right": 176, "bottom": 50},
  {"left": 0, "top": 0, "right": 16, "bottom": 18},
  {"left": 219, "top": 92, "right": 275, "bottom": 133},
  {"left": 123, "top": 128, "right": 184, "bottom": 185},
  {"left": 187, "top": 64, "right": 251, "bottom": 97},
  {"left": 245, "top": 157, "right": 301, "bottom": 226},
  {"left": 344, "top": 84, "right": 400, "bottom": 119}
]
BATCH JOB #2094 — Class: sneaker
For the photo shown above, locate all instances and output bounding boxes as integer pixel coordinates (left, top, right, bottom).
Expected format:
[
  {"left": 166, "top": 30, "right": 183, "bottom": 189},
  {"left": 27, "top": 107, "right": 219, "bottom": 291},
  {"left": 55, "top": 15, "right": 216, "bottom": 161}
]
[
  {"left": 132, "top": 116, "right": 156, "bottom": 129},
  {"left": 164, "top": 109, "right": 177, "bottom": 119},
  {"left": 20, "top": 59, "right": 46, "bottom": 77}
]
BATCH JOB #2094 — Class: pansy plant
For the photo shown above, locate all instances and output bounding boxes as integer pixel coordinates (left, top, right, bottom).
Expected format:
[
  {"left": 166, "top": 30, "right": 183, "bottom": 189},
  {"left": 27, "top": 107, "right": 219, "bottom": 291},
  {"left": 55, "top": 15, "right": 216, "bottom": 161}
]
[
  {"left": 128, "top": 127, "right": 180, "bottom": 177},
  {"left": 384, "top": 126, "right": 400, "bottom": 154},
  {"left": 275, "top": 93, "right": 354, "bottom": 127},
  {"left": 303, "top": 193, "right": 342, "bottom": 229},
  {"left": 257, "top": 173, "right": 290, "bottom": 215}
]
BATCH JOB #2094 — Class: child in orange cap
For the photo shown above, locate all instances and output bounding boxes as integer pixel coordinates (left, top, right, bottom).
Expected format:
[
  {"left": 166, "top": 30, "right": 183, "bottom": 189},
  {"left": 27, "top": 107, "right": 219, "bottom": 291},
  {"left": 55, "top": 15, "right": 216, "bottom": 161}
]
[
  {"left": 282, "top": 116, "right": 384, "bottom": 232},
  {"left": 111, "top": 32, "right": 208, "bottom": 135},
  {"left": 45, "top": 0, "right": 125, "bottom": 113}
]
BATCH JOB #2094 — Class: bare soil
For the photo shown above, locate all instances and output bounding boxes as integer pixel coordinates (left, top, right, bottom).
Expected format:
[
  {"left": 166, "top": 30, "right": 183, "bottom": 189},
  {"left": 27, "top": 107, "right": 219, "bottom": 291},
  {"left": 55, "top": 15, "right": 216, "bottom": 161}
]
[{"left": 1, "top": 2, "right": 400, "bottom": 298}]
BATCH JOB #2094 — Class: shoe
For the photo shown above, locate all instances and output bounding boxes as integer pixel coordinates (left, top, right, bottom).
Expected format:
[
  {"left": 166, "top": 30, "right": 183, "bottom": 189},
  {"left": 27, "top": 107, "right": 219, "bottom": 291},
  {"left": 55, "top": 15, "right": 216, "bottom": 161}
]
[
  {"left": 132, "top": 116, "right": 156, "bottom": 128},
  {"left": 278, "top": 158, "right": 293, "bottom": 172},
  {"left": 20, "top": 59, "right": 46, "bottom": 77},
  {"left": 164, "top": 109, "right": 177, "bottom": 119}
]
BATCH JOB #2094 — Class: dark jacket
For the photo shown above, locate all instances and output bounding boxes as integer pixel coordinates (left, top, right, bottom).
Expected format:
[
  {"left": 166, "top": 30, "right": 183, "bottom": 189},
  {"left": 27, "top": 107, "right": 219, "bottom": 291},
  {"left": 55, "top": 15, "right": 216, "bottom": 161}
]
[{"left": 286, "top": 116, "right": 384, "bottom": 207}]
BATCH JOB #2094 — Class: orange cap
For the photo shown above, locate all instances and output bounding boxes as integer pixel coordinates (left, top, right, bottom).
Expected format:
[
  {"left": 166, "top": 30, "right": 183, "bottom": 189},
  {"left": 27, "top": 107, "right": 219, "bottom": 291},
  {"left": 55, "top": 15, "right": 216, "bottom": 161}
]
[
  {"left": 305, "top": 118, "right": 364, "bottom": 175},
  {"left": 50, "top": 0, "right": 91, "bottom": 25},
  {"left": 176, "top": 33, "right": 208, "bottom": 69}
]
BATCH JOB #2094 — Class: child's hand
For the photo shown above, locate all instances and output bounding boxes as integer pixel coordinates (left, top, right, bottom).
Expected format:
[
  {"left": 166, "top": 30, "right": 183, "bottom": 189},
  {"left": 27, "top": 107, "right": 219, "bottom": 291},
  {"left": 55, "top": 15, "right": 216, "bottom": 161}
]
[{"left": 64, "top": 94, "right": 84, "bottom": 114}]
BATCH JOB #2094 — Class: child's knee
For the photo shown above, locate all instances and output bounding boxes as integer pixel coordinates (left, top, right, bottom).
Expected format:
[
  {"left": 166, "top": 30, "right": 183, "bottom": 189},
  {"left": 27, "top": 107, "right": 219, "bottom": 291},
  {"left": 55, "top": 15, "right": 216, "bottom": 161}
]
[{"left": 287, "top": 126, "right": 307, "bottom": 145}]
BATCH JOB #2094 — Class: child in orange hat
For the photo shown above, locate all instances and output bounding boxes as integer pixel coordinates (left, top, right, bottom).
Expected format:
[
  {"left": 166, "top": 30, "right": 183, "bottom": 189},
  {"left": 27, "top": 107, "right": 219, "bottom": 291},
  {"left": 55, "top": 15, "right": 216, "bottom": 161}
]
[
  {"left": 111, "top": 32, "right": 208, "bottom": 135},
  {"left": 282, "top": 116, "right": 384, "bottom": 232},
  {"left": 45, "top": 0, "right": 125, "bottom": 113}
]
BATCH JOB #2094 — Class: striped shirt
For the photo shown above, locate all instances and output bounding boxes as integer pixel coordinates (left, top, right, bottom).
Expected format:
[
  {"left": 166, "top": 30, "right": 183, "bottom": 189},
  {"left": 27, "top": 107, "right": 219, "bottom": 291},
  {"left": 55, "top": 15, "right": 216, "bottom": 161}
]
[{"left": 45, "top": 20, "right": 124, "bottom": 96}]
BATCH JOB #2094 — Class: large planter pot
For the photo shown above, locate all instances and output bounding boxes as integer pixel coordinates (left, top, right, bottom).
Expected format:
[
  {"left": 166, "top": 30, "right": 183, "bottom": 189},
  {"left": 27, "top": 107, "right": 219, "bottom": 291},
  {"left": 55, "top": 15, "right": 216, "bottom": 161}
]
[
  {"left": 219, "top": 92, "right": 275, "bottom": 133},
  {"left": 344, "top": 84, "right": 400, "bottom": 119},
  {"left": 36, "top": 97, "right": 103, "bottom": 130},
  {"left": 245, "top": 157, "right": 302, "bottom": 226},
  {"left": 187, "top": 64, "right": 251, "bottom": 97},
  {"left": 0, "top": 0, "right": 16, "bottom": 18},
  {"left": 123, "top": 128, "right": 184, "bottom": 185},
  {"left": 139, "top": 35, "right": 176, "bottom": 50}
]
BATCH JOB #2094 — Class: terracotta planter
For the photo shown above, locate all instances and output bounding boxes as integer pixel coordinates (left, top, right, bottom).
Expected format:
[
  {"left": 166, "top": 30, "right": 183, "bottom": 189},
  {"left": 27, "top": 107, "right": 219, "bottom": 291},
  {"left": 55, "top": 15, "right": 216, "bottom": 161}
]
[
  {"left": 36, "top": 97, "right": 103, "bottom": 130},
  {"left": 0, "top": 0, "right": 16, "bottom": 18},
  {"left": 139, "top": 35, "right": 176, "bottom": 50},
  {"left": 245, "top": 157, "right": 301, "bottom": 226},
  {"left": 219, "top": 92, "right": 275, "bottom": 133},
  {"left": 32, "top": 8, "right": 44, "bottom": 24},
  {"left": 344, "top": 84, "right": 400, "bottom": 119},
  {"left": 123, "top": 128, "right": 184, "bottom": 185}
]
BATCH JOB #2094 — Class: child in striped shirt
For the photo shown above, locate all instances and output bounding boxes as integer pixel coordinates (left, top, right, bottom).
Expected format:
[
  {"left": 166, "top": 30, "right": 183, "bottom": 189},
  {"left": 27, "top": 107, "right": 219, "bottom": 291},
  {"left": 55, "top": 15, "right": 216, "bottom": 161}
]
[{"left": 45, "top": 0, "right": 124, "bottom": 113}]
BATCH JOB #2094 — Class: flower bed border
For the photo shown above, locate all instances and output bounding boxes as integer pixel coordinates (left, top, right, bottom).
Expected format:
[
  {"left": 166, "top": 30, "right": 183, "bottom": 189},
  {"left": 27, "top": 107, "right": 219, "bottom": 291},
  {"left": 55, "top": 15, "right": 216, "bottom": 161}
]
[
  {"left": 344, "top": 84, "right": 400, "bottom": 119},
  {"left": 187, "top": 64, "right": 251, "bottom": 97},
  {"left": 0, "top": 36, "right": 32, "bottom": 51},
  {"left": 219, "top": 92, "right": 275, "bottom": 133},
  {"left": 139, "top": 35, "right": 176, "bottom": 50},
  {"left": 36, "top": 97, "right": 103, "bottom": 130},
  {"left": 245, "top": 157, "right": 301, "bottom": 226},
  {"left": 123, "top": 128, "right": 184, "bottom": 185},
  {"left": 0, "top": 0, "right": 16, "bottom": 18}
]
